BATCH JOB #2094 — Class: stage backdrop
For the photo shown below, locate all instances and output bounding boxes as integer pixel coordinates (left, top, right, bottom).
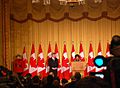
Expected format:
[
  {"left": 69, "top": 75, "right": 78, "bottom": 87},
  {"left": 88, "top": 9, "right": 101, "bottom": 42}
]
[
  {"left": 10, "top": 19, "right": 120, "bottom": 63},
  {"left": 1, "top": 0, "right": 120, "bottom": 69}
]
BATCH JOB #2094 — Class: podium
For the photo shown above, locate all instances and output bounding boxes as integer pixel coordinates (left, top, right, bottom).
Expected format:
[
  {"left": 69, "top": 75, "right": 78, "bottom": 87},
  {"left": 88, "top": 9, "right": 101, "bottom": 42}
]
[{"left": 71, "top": 62, "right": 86, "bottom": 75}]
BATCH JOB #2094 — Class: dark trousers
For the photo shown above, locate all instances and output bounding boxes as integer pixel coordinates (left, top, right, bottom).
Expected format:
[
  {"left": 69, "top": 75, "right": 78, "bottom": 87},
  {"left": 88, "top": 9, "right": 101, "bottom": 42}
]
[{"left": 50, "top": 69, "right": 57, "bottom": 77}]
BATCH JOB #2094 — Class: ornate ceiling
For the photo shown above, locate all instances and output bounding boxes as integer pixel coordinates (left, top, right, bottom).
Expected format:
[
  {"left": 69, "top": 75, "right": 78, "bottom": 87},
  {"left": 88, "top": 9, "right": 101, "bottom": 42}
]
[{"left": 10, "top": 0, "right": 120, "bottom": 22}]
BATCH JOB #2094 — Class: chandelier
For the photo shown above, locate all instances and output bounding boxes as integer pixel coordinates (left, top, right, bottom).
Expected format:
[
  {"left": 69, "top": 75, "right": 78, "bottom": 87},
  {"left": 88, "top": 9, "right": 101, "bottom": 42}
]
[
  {"left": 32, "top": 0, "right": 102, "bottom": 5},
  {"left": 59, "top": 0, "right": 85, "bottom": 5}
]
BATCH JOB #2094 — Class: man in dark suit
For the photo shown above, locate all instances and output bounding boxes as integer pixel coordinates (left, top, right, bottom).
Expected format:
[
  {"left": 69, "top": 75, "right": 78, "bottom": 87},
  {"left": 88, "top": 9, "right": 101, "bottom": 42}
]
[{"left": 48, "top": 53, "right": 58, "bottom": 77}]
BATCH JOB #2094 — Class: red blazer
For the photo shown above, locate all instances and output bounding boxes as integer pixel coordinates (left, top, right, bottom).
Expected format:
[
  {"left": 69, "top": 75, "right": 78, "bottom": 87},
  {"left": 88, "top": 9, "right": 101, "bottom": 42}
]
[{"left": 13, "top": 59, "right": 24, "bottom": 73}]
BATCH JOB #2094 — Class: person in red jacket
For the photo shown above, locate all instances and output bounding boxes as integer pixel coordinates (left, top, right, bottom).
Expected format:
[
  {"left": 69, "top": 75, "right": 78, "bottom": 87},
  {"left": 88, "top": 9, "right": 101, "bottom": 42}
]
[{"left": 13, "top": 55, "right": 24, "bottom": 76}]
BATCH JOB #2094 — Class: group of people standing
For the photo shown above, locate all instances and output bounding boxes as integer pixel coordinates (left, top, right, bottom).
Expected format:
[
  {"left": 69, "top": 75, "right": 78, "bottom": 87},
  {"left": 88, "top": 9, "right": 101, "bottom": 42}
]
[
  {"left": 48, "top": 53, "right": 81, "bottom": 78},
  {"left": 13, "top": 52, "right": 81, "bottom": 78}
]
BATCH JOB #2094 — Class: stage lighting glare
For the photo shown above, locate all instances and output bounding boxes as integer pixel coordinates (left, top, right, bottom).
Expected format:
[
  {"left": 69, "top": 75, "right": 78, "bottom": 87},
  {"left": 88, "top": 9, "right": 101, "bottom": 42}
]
[{"left": 95, "top": 58, "right": 103, "bottom": 67}]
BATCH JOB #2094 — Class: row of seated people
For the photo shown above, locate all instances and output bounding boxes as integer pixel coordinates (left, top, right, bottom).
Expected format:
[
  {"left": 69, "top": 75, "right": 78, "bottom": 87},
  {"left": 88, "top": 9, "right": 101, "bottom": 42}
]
[{"left": 0, "top": 68, "right": 110, "bottom": 88}]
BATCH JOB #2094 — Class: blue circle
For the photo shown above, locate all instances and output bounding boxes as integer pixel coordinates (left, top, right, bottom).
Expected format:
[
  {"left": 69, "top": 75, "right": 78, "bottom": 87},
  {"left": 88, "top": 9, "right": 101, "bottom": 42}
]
[{"left": 95, "top": 58, "right": 103, "bottom": 66}]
